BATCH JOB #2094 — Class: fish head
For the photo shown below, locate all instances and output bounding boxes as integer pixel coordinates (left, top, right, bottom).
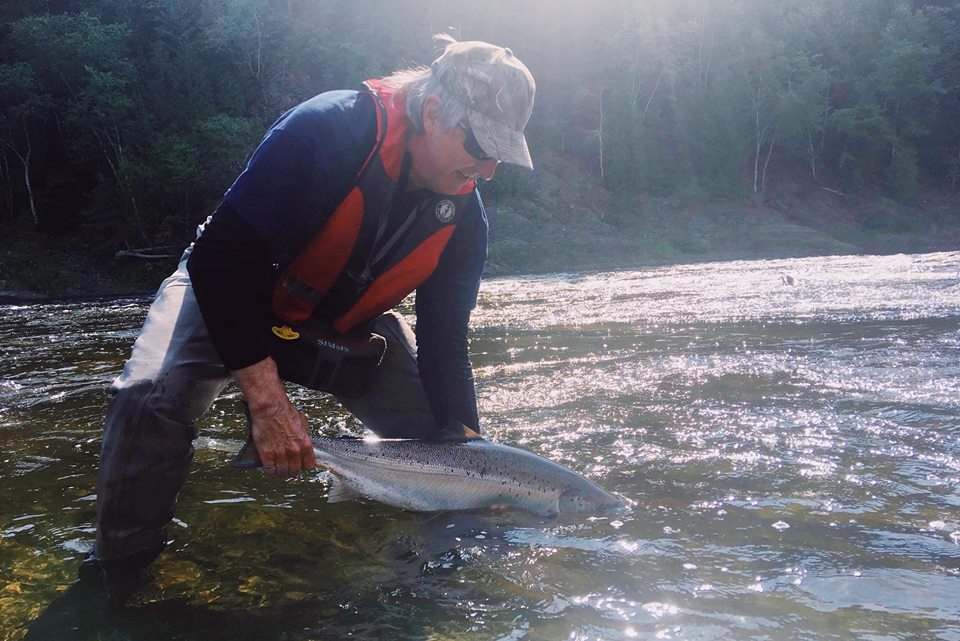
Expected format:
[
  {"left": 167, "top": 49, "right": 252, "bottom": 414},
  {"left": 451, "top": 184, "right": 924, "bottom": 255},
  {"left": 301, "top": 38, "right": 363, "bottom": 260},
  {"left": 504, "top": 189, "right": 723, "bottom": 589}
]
[{"left": 557, "top": 487, "right": 630, "bottom": 515}]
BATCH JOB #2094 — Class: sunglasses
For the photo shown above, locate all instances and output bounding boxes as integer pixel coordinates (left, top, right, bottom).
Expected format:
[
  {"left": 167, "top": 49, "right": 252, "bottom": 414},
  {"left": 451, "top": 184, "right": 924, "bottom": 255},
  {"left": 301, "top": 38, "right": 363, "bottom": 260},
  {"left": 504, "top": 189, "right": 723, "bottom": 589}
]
[{"left": 458, "top": 121, "right": 496, "bottom": 162}]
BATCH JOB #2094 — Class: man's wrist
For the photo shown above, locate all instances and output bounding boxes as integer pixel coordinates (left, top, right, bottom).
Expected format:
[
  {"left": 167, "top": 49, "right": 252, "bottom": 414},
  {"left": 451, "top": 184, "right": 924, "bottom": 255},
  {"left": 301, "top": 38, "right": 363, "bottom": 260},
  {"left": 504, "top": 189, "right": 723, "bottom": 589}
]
[{"left": 232, "top": 356, "right": 289, "bottom": 411}]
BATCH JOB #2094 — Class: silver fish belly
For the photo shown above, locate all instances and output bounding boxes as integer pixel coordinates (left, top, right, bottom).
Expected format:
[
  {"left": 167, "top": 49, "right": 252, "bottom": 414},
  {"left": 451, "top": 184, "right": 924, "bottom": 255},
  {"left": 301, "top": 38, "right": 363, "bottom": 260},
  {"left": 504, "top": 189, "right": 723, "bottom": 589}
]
[{"left": 311, "top": 436, "right": 625, "bottom": 516}]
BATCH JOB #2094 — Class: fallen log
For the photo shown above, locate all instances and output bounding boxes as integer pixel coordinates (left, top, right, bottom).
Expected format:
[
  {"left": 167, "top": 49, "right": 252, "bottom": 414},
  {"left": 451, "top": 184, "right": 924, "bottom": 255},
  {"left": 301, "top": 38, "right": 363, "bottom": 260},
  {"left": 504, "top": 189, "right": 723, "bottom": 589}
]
[{"left": 114, "top": 246, "right": 180, "bottom": 260}]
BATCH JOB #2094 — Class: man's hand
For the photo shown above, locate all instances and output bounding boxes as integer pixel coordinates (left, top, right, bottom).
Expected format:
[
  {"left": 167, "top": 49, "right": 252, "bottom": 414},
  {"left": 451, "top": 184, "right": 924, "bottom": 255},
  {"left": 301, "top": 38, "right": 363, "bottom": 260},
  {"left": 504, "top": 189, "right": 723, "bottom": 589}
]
[{"left": 232, "top": 357, "right": 316, "bottom": 478}]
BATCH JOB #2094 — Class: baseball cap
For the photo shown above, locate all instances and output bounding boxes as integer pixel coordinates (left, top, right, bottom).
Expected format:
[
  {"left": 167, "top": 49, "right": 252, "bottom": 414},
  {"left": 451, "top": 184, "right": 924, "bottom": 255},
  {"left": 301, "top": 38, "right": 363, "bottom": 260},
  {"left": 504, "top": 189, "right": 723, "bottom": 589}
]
[{"left": 431, "top": 38, "right": 536, "bottom": 169}]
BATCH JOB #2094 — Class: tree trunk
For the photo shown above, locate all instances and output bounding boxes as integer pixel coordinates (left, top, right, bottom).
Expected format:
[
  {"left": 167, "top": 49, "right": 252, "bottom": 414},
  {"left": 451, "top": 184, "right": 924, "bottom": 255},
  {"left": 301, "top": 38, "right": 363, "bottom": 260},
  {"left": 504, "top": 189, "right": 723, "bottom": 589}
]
[
  {"left": 807, "top": 131, "right": 818, "bottom": 183},
  {"left": 950, "top": 137, "right": 960, "bottom": 188},
  {"left": 5, "top": 134, "right": 38, "bottom": 226},
  {"left": 641, "top": 68, "right": 663, "bottom": 118},
  {"left": 23, "top": 146, "right": 37, "bottom": 227},
  {"left": 584, "top": 92, "right": 604, "bottom": 183},
  {"left": 597, "top": 94, "right": 603, "bottom": 183},
  {"left": 753, "top": 113, "right": 776, "bottom": 194},
  {"left": 752, "top": 73, "right": 776, "bottom": 194},
  {"left": 115, "top": 246, "right": 179, "bottom": 260},
  {"left": 837, "top": 136, "right": 850, "bottom": 170},
  {"left": 761, "top": 125, "right": 777, "bottom": 194},
  {"left": 753, "top": 74, "right": 762, "bottom": 194},
  {"left": 91, "top": 125, "right": 149, "bottom": 242},
  {"left": 697, "top": 16, "right": 713, "bottom": 90},
  {"left": 0, "top": 150, "right": 13, "bottom": 219},
  {"left": 754, "top": 109, "right": 761, "bottom": 193}
]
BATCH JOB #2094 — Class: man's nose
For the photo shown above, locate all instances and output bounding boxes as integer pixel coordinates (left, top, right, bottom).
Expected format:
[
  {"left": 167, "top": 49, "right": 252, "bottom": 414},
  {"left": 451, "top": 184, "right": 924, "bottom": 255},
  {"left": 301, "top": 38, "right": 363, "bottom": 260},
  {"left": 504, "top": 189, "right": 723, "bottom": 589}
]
[{"left": 477, "top": 158, "right": 499, "bottom": 181}]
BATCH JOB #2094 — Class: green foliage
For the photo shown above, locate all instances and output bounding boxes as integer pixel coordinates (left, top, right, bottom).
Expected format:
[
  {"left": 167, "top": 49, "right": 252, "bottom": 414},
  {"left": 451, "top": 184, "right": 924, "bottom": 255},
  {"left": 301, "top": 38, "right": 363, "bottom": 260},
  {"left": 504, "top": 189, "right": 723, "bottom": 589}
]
[
  {"left": 0, "top": 222, "right": 80, "bottom": 292},
  {"left": 194, "top": 114, "right": 262, "bottom": 195},
  {"left": 828, "top": 104, "right": 893, "bottom": 190},
  {"left": 886, "top": 144, "right": 920, "bottom": 202},
  {"left": 0, "top": 63, "right": 44, "bottom": 123},
  {"left": 0, "top": 62, "right": 51, "bottom": 151},
  {"left": 0, "top": 0, "right": 957, "bottom": 253},
  {"left": 876, "top": 5, "right": 943, "bottom": 126}
]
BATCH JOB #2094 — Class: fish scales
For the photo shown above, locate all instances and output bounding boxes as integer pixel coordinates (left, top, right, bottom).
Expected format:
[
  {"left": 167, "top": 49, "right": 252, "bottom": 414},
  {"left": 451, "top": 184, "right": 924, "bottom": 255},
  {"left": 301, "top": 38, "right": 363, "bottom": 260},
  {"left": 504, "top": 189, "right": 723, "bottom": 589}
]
[{"left": 310, "top": 436, "right": 625, "bottom": 516}]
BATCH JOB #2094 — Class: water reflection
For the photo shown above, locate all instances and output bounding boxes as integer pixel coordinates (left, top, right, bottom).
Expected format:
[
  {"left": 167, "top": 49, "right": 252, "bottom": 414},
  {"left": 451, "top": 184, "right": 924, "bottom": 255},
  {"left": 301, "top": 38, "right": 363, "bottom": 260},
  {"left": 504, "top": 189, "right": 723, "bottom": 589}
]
[{"left": 2, "top": 252, "right": 959, "bottom": 640}]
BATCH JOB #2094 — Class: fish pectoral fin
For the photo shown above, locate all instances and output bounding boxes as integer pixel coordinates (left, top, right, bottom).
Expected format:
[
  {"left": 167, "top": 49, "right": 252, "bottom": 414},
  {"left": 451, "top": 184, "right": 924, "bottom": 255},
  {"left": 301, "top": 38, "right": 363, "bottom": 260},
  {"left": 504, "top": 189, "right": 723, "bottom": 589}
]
[{"left": 326, "top": 475, "right": 362, "bottom": 503}]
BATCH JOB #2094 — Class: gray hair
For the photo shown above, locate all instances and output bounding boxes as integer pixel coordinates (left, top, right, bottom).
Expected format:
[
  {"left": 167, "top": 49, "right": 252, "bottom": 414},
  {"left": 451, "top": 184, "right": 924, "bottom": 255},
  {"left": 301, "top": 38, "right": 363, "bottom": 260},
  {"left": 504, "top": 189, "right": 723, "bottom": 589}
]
[{"left": 380, "top": 34, "right": 466, "bottom": 133}]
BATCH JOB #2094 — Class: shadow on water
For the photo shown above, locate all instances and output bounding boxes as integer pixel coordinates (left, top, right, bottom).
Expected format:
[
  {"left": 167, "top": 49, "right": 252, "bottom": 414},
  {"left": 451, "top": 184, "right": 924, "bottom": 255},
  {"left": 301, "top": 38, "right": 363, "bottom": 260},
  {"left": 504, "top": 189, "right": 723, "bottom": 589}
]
[
  {"left": 24, "top": 580, "right": 355, "bottom": 641},
  {"left": 23, "top": 509, "right": 549, "bottom": 641},
  {"left": 25, "top": 582, "right": 412, "bottom": 641}
]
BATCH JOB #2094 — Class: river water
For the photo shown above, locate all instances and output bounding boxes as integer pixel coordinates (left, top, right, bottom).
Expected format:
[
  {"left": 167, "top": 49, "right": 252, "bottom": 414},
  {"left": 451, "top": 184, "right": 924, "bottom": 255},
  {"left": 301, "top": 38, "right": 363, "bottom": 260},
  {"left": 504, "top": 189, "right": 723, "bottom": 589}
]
[{"left": 1, "top": 252, "right": 958, "bottom": 640}]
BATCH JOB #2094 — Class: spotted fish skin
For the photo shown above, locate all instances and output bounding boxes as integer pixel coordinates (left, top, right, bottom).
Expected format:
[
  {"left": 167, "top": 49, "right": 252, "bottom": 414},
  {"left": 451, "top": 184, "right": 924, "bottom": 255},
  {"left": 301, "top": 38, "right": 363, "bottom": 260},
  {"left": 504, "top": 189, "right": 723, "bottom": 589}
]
[{"left": 310, "top": 436, "right": 626, "bottom": 516}]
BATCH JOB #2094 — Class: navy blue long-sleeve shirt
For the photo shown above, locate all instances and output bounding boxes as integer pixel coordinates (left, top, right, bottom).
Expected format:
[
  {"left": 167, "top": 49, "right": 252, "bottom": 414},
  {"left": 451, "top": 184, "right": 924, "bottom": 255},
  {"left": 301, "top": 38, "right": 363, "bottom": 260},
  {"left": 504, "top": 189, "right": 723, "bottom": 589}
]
[{"left": 187, "top": 89, "right": 486, "bottom": 431}]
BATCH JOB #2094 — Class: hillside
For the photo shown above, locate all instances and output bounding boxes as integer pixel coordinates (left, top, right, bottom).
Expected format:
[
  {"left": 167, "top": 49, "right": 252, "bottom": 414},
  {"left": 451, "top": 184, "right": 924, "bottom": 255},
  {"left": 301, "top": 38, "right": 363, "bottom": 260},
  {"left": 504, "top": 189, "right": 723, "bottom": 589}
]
[
  {"left": 483, "top": 150, "right": 960, "bottom": 276},
  {"left": 1, "top": 150, "right": 958, "bottom": 302}
]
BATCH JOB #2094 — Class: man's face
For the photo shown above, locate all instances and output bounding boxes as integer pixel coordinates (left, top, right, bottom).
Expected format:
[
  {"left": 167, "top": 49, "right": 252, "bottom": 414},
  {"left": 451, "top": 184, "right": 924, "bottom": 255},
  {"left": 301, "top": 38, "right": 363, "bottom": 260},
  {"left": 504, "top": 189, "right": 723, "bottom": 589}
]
[{"left": 408, "top": 97, "right": 500, "bottom": 195}]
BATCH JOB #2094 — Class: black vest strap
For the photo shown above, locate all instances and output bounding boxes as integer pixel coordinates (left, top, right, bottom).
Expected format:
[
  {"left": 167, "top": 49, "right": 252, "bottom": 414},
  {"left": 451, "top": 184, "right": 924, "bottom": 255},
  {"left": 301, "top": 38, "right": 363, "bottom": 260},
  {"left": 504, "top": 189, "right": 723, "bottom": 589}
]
[{"left": 353, "top": 152, "right": 414, "bottom": 285}]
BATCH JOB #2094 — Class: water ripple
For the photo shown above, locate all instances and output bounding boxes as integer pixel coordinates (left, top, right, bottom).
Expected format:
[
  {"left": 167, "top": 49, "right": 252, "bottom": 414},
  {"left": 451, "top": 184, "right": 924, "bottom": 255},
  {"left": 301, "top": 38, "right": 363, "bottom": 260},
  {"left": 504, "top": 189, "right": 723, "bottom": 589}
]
[{"left": 2, "top": 253, "right": 959, "bottom": 640}]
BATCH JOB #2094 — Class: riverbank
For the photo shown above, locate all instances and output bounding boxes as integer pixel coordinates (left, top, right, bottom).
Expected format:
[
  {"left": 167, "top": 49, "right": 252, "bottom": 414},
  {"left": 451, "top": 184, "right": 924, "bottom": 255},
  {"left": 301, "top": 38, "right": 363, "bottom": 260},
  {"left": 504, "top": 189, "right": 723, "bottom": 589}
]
[
  {"left": 482, "top": 151, "right": 959, "bottom": 275},
  {"left": 2, "top": 151, "right": 958, "bottom": 302}
]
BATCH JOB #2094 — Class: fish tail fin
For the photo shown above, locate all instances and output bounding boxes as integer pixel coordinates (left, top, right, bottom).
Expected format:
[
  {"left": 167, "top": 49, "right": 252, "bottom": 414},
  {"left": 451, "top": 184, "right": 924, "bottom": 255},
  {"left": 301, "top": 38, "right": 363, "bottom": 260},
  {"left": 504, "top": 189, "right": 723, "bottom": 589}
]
[{"left": 230, "top": 401, "right": 263, "bottom": 469}]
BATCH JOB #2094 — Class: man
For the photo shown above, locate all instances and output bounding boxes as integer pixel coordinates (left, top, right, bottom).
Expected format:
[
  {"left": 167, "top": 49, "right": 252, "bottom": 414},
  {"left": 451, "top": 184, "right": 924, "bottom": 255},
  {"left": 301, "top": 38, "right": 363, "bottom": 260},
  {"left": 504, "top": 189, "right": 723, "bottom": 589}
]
[{"left": 89, "top": 34, "right": 536, "bottom": 581}]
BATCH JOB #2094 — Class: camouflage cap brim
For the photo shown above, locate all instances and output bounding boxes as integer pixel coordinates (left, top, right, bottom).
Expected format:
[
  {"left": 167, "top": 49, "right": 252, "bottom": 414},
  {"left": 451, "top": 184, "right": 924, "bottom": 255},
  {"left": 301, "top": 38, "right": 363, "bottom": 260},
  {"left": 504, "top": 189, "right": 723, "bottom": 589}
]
[{"left": 466, "top": 108, "right": 533, "bottom": 170}]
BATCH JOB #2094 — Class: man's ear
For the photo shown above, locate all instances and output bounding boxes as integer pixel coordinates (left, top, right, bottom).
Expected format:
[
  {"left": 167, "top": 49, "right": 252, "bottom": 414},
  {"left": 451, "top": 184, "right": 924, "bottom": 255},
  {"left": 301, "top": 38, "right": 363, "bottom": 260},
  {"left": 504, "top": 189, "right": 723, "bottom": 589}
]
[{"left": 421, "top": 95, "right": 443, "bottom": 135}]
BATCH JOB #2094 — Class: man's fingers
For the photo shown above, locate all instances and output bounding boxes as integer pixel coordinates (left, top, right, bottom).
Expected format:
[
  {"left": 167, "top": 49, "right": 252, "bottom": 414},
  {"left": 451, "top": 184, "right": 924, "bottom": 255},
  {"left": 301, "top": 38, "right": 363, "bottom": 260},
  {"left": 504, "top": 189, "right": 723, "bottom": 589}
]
[
  {"left": 299, "top": 415, "right": 316, "bottom": 470},
  {"left": 250, "top": 406, "right": 314, "bottom": 478},
  {"left": 261, "top": 447, "right": 310, "bottom": 477},
  {"left": 260, "top": 457, "right": 280, "bottom": 477},
  {"left": 277, "top": 448, "right": 300, "bottom": 478},
  {"left": 301, "top": 445, "right": 316, "bottom": 470},
  {"left": 259, "top": 446, "right": 296, "bottom": 477}
]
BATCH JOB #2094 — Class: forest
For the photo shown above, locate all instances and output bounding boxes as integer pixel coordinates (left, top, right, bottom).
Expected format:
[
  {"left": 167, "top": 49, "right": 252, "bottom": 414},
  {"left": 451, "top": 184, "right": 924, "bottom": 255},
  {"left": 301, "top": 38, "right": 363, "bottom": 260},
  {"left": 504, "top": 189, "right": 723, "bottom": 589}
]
[{"left": 1, "top": 0, "right": 958, "bottom": 292}]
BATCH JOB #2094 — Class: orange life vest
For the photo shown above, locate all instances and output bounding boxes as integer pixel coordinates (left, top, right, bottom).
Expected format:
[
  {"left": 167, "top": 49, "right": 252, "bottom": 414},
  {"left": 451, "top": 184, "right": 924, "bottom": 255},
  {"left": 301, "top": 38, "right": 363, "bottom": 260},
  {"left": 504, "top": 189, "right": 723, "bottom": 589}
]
[{"left": 272, "top": 80, "right": 475, "bottom": 333}]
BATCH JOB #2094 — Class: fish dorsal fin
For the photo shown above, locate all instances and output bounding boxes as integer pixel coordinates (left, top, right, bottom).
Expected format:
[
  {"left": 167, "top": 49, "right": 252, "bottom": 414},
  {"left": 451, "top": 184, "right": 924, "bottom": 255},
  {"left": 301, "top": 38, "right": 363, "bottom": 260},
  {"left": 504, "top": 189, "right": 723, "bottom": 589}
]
[
  {"left": 462, "top": 425, "right": 483, "bottom": 441},
  {"left": 434, "top": 420, "right": 484, "bottom": 443},
  {"left": 327, "top": 475, "right": 362, "bottom": 503}
]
